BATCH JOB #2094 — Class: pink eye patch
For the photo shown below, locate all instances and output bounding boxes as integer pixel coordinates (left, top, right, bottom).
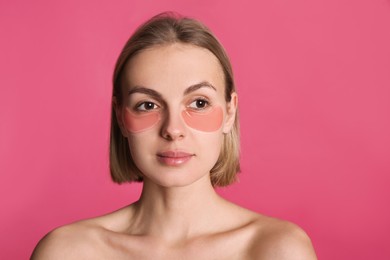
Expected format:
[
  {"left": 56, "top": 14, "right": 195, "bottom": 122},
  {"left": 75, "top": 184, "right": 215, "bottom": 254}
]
[
  {"left": 123, "top": 108, "right": 161, "bottom": 133},
  {"left": 182, "top": 106, "right": 223, "bottom": 132},
  {"left": 123, "top": 106, "right": 224, "bottom": 133}
]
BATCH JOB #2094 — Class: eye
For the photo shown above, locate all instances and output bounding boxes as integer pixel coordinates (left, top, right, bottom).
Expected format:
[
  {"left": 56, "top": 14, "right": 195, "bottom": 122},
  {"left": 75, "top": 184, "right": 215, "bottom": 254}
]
[
  {"left": 136, "top": 101, "right": 159, "bottom": 111},
  {"left": 188, "top": 99, "right": 209, "bottom": 110}
]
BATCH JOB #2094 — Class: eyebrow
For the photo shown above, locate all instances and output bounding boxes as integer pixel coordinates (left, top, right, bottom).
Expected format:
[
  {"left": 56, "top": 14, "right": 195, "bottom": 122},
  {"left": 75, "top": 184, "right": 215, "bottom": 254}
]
[
  {"left": 128, "top": 81, "right": 217, "bottom": 97},
  {"left": 128, "top": 87, "right": 163, "bottom": 100},
  {"left": 183, "top": 81, "right": 217, "bottom": 95}
]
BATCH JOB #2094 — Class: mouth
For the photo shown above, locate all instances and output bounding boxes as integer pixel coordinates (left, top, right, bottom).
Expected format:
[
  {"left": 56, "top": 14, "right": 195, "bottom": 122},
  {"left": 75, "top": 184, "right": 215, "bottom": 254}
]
[{"left": 156, "top": 151, "right": 195, "bottom": 166}]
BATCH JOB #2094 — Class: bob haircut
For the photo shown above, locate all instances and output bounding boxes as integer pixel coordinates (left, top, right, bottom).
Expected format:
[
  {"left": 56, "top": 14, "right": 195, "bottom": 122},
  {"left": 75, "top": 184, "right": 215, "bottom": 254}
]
[{"left": 110, "top": 12, "right": 240, "bottom": 187}]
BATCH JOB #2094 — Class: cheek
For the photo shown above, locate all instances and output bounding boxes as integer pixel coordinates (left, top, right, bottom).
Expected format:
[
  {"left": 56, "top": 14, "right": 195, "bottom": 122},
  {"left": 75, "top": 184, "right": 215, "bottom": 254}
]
[
  {"left": 123, "top": 108, "right": 161, "bottom": 133},
  {"left": 182, "top": 106, "right": 224, "bottom": 132}
]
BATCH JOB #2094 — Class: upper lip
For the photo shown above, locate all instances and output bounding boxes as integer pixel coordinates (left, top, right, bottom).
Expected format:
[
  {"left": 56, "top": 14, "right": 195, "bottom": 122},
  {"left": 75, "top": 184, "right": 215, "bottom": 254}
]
[{"left": 157, "top": 151, "right": 194, "bottom": 158}]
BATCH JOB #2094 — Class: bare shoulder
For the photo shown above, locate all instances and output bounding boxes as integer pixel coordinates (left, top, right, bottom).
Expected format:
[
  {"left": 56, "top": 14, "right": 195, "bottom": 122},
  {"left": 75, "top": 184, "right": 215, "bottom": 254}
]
[
  {"left": 31, "top": 221, "right": 103, "bottom": 260},
  {"left": 31, "top": 206, "right": 133, "bottom": 260},
  {"left": 249, "top": 215, "right": 317, "bottom": 260}
]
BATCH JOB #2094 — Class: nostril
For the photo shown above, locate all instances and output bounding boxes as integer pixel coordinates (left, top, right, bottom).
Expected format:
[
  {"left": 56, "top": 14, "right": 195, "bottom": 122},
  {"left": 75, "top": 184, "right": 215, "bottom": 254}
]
[
  {"left": 161, "top": 128, "right": 185, "bottom": 140},
  {"left": 160, "top": 115, "right": 186, "bottom": 140}
]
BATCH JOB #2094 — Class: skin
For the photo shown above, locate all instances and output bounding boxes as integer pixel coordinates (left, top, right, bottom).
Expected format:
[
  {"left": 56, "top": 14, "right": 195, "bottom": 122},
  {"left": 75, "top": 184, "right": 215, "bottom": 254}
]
[{"left": 31, "top": 43, "right": 317, "bottom": 259}]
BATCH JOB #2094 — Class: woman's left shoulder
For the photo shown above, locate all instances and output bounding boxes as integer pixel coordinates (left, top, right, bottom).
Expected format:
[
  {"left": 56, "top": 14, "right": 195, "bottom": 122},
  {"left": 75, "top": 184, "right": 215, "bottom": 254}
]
[{"left": 247, "top": 214, "right": 317, "bottom": 260}]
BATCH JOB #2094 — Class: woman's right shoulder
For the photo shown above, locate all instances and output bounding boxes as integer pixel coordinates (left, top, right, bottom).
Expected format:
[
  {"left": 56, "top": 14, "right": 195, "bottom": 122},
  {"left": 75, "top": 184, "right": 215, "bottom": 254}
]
[
  {"left": 31, "top": 205, "right": 134, "bottom": 259},
  {"left": 30, "top": 220, "right": 106, "bottom": 260}
]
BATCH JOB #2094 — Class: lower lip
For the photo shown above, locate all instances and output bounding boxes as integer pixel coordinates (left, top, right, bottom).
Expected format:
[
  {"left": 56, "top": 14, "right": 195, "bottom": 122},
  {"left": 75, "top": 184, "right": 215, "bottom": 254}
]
[{"left": 157, "top": 155, "right": 193, "bottom": 166}]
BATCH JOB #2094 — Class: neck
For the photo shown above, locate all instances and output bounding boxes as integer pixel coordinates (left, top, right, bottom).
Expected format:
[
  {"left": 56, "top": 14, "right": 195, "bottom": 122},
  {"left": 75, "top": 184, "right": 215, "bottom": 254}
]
[{"left": 128, "top": 175, "right": 226, "bottom": 243}]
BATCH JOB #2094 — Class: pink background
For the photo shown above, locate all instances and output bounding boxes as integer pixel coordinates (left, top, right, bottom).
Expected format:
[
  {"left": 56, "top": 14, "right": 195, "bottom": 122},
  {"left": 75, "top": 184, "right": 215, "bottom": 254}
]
[{"left": 1, "top": 0, "right": 390, "bottom": 259}]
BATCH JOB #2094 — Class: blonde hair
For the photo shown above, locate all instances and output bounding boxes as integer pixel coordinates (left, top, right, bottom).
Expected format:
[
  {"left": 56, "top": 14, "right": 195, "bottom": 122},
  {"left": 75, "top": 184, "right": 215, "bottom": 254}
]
[{"left": 110, "top": 12, "right": 240, "bottom": 187}]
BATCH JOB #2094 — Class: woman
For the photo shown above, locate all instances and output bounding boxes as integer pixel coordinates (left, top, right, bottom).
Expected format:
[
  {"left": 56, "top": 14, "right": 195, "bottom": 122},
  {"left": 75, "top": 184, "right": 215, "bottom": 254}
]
[{"left": 32, "top": 12, "right": 317, "bottom": 259}]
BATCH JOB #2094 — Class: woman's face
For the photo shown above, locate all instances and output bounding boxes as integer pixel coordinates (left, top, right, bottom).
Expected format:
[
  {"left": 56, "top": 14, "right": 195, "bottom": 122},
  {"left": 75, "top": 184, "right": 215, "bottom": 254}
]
[{"left": 118, "top": 43, "right": 237, "bottom": 187}]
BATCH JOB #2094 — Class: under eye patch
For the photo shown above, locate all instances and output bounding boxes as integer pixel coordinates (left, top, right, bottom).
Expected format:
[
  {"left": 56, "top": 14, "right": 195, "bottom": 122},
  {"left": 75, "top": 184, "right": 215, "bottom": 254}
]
[
  {"left": 182, "top": 106, "right": 223, "bottom": 132},
  {"left": 123, "top": 108, "right": 161, "bottom": 133},
  {"left": 123, "top": 106, "right": 224, "bottom": 133}
]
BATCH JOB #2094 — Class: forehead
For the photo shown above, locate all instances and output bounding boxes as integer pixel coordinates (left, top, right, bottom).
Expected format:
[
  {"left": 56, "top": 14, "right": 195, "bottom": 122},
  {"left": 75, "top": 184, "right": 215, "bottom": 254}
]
[{"left": 122, "top": 43, "right": 225, "bottom": 93}]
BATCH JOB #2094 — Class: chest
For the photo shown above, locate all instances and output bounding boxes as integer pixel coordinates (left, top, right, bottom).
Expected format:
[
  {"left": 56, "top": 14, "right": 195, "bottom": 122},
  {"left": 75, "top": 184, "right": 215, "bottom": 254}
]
[{"left": 100, "top": 231, "right": 254, "bottom": 260}]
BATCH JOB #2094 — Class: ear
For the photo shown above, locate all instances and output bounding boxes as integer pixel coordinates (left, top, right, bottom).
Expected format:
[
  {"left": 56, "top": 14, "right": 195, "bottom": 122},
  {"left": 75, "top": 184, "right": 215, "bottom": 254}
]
[
  {"left": 223, "top": 92, "right": 238, "bottom": 134},
  {"left": 112, "top": 96, "right": 128, "bottom": 137}
]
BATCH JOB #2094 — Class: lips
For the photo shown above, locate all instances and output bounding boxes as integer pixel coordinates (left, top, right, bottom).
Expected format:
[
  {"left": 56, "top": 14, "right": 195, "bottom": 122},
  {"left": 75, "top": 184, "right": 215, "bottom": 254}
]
[{"left": 157, "top": 151, "right": 194, "bottom": 166}]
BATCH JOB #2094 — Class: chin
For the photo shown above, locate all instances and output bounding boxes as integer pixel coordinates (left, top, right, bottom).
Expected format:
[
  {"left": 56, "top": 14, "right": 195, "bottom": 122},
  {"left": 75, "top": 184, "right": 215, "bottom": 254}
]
[{"left": 144, "top": 170, "right": 211, "bottom": 188}]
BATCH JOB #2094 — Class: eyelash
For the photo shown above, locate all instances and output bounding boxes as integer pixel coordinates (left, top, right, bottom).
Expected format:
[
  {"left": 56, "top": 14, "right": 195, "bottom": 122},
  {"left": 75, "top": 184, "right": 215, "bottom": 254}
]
[
  {"left": 135, "top": 101, "right": 159, "bottom": 111},
  {"left": 188, "top": 98, "right": 210, "bottom": 110},
  {"left": 133, "top": 97, "right": 211, "bottom": 112}
]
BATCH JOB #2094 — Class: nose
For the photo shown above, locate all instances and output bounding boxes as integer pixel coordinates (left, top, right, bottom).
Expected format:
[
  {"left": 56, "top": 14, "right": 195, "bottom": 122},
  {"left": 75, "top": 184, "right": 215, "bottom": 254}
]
[{"left": 160, "top": 107, "right": 187, "bottom": 141}]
